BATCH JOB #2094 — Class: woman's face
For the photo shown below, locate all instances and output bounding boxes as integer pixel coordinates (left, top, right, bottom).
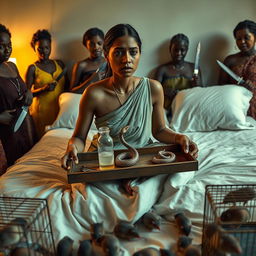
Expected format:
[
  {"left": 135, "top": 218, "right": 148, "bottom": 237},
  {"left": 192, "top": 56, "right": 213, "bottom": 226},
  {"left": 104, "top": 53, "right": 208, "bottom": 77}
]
[
  {"left": 170, "top": 40, "right": 188, "bottom": 63},
  {"left": 35, "top": 39, "right": 51, "bottom": 61},
  {"left": 86, "top": 35, "right": 104, "bottom": 58},
  {"left": 107, "top": 35, "right": 140, "bottom": 78},
  {"left": 235, "top": 28, "right": 256, "bottom": 53},
  {"left": 0, "top": 32, "right": 12, "bottom": 63}
]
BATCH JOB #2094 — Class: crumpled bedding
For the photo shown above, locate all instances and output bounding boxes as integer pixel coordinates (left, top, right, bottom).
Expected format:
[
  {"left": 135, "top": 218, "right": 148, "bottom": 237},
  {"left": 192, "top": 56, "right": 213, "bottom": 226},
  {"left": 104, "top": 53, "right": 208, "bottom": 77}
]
[{"left": 0, "top": 119, "right": 256, "bottom": 254}]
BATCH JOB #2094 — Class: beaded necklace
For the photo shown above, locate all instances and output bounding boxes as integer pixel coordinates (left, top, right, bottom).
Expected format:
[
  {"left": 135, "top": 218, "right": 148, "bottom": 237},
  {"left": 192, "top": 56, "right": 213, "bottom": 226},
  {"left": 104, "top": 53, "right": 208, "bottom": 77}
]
[{"left": 4, "top": 62, "right": 22, "bottom": 96}]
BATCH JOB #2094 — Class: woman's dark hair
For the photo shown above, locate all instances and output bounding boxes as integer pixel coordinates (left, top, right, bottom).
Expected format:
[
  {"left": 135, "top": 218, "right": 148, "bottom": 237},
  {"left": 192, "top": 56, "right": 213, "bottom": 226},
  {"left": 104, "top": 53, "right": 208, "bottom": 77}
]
[
  {"left": 0, "top": 24, "right": 11, "bottom": 38},
  {"left": 103, "top": 24, "right": 142, "bottom": 56},
  {"left": 170, "top": 33, "right": 189, "bottom": 47},
  {"left": 82, "top": 27, "right": 104, "bottom": 46},
  {"left": 233, "top": 20, "right": 256, "bottom": 38},
  {"left": 31, "top": 29, "right": 51, "bottom": 50}
]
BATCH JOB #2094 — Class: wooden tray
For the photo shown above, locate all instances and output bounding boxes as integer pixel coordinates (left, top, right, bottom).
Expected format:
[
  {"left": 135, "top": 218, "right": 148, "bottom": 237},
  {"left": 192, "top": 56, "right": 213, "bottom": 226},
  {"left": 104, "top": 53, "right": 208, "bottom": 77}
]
[{"left": 67, "top": 144, "right": 198, "bottom": 184}]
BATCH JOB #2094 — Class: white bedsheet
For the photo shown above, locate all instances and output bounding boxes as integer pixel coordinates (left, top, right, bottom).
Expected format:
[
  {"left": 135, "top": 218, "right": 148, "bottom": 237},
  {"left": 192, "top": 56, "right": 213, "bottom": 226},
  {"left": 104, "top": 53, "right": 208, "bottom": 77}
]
[{"left": 0, "top": 120, "right": 256, "bottom": 254}]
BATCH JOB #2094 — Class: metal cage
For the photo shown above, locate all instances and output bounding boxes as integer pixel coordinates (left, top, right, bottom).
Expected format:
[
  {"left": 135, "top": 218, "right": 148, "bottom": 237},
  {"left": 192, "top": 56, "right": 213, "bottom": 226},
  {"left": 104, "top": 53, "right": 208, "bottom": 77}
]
[
  {"left": 0, "top": 197, "right": 55, "bottom": 256},
  {"left": 202, "top": 184, "right": 256, "bottom": 256}
]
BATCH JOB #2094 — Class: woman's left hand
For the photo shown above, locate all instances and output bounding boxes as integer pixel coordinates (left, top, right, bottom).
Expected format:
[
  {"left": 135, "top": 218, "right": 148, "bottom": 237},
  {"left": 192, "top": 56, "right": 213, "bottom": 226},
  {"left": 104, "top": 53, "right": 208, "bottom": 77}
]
[
  {"left": 20, "top": 90, "right": 33, "bottom": 106},
  {"left": 191, "top": 74, "right": 200, "bottom": 87},
  {"left": 176, "top": 134, "right": 198, "bottom": 158}
]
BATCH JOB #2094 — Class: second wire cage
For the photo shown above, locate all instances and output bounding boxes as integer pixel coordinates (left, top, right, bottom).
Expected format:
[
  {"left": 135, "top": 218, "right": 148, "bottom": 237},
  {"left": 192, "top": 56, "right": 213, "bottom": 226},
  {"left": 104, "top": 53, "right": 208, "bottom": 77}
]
[{"left": 202, "top": 184, "right": 256, "bottom": 255}]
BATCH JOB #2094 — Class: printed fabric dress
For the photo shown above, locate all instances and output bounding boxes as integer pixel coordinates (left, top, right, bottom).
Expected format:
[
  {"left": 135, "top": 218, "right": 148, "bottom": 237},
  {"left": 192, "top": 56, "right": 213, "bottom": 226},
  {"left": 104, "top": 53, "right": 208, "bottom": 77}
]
[
  {"left": 229, "top": 55, "right": 256, "bottom": 120},
  {"left": 30, "top": 60, "right": 65, "bottom": 138},
  {"left": 161, "top": 75, "right": 192, "bottom": 115},
  {"left": 0, "top": 75, "right": 36, "bottom": 166}
]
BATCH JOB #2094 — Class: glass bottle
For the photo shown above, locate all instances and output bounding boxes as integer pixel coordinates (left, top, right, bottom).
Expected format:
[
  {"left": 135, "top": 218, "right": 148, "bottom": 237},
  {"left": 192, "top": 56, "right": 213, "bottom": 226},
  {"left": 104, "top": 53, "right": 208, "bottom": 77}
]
[{"left": 97, "top": 126, "right": 114, "bottom": 170}]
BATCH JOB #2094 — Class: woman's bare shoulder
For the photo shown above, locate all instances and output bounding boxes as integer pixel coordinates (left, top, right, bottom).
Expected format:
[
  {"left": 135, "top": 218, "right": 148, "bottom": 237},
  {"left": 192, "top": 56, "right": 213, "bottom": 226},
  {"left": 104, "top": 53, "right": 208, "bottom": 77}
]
[
  {"left": 155, "top": 62, "right": 170, "bottom": 72},
  {"left": 76, "top": 59, "right": 90, "bottom": 69},
  {"left": 148, "top": 78, "right": 163, "bottom": 93},
  {"left": 84, "top": 78, "right": 110, "bottom": 96},
  {"left": 223, "top": 53, "right": 240, "bottom": 66}
]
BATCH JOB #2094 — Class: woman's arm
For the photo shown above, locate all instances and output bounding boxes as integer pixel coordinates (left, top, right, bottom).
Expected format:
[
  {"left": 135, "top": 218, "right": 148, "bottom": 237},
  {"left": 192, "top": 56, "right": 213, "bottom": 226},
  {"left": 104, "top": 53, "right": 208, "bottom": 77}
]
[
  {"left": 57, "top": 60, "right": 70, "bottom": 91},
  {"left": 150, "top": 79, "right": 198, "bottom": 157},
  {"left": 154, "top": 65, "right": 165, "bottom": 84},
  {"left": 70, "top": 62, "right": 84, "bottom": 90},
  {"left": 61, "top": 85, "right": 97, "bottom": 168},
  {"left": 25, "top": 65, "right": 53, "bottom": 96},
  {"left": 0, "top": 110, "right": 16, "bottom": 125}
]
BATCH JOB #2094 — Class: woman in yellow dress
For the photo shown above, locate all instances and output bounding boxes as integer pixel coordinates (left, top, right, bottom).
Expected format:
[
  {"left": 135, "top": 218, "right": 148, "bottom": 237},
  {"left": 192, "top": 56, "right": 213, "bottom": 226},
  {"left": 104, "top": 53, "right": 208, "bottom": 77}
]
[{"left": 26, "top": 29, "right": 67, "bottom": 138}]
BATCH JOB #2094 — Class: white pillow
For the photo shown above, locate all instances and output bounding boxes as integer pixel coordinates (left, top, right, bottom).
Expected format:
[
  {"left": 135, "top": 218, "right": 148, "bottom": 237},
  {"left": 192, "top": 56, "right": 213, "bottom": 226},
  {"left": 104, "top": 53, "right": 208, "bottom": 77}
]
[
  {"left": 47, "top": 92, "right": 97, "bottom": 132},
  {"left": 49, "top": 92, "right": 81, "bottom": 130},
  {"left": 170, "top": 85, "right": 255, "bottom": 132}
]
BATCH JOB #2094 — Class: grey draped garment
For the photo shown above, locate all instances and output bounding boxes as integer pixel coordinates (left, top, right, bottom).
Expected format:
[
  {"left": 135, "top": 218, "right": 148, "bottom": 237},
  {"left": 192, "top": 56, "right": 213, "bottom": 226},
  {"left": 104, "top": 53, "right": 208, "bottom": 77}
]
[{"left": 89, "top": 77, "right": 156, "bottom": 151}]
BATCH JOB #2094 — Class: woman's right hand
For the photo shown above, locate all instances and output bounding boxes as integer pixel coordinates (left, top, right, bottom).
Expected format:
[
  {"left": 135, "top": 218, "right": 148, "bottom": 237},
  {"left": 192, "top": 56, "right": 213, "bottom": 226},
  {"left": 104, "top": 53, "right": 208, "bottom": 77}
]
[
  {"left": 0, "top": 109, "right": 16, "bottom": 125},
  {"left": 44, "top": 82, "right": 56, "bottom": 92},
  {"left": 61, "top": 144, "right": 79, "bottom": 169},
  {"left": 191, "top": 74, "right": 200, "bottom": 87}
]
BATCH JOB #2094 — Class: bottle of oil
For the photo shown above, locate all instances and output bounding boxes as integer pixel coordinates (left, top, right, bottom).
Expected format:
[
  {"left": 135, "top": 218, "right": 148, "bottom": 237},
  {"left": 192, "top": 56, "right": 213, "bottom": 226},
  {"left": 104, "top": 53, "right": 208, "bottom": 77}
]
[{"left": 97, "top": 126, "right": 114, "bottom": 170}]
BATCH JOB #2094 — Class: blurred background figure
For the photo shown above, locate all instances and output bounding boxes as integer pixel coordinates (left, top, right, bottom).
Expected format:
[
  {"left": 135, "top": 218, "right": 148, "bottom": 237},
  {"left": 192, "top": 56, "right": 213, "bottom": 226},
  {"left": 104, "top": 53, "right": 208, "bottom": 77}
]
[
  {"left": 0, "top": 24, "right": 36, "bottom": 167},
  {"left": 70, "top": 27, "right": 106, "bottom": 94},
  {"left": 26, "top": 29, "right": 67, "bottom": 138},
  {"left": 154, "top": 33, "right": 202, "bottom": 118},
  {"left": 219, "top": 19, "right": 256, "bottom": 119}
]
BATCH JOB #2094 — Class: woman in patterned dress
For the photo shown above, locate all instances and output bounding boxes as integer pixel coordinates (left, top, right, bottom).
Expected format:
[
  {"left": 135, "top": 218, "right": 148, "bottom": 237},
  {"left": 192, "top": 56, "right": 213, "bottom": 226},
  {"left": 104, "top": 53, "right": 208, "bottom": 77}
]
[{"left": 219, "top": 20, "right": 256, "bottom": 119}]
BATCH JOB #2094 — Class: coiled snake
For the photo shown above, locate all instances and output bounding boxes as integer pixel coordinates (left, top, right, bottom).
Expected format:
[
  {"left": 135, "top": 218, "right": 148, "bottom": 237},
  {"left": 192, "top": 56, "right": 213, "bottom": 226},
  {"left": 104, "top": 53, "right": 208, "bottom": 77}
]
[
  {"left": 115, "top": 126, "right": 139, "bottom": 167},
  {"left": 152, "top": 149, "right": 176, "bottom": 164}
]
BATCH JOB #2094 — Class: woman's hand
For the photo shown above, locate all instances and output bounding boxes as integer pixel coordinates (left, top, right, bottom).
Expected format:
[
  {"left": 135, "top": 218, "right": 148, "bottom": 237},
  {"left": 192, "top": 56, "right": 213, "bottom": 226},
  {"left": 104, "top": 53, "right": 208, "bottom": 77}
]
[
  {"left": 191, "top": 74, "right": 200, "bottom": 87},
  {"left": 43, "top": 82, "right": 57, "bottom": 92},
  {"left": 0, "top": 109, "right": 16, "bottom": 125},
  {"left": 176, "top": 134, "right": 198, "bottom": 158},
  {"left": 22, "top": 90, "right": 33, "bottom": 106},
  {"left": 61, "top": 144, "right": 79, "bottom": 169}
]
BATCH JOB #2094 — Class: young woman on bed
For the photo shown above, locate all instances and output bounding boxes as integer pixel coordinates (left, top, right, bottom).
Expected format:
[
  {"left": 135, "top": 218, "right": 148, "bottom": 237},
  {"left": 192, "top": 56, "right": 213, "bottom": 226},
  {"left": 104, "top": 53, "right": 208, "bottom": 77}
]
[
  {"left": 154, "top": 33, "right": 203, "bottom": 117},
  {"left": 70, "top": 27, "right": 107, "bottom": 94},
  {"left": 62, "top": 24, "right": 198, "bottom": 177},
  {"left": 219, "top": 19, "right": 256, "bottom": 119},
  {"left": 0, "top": 24, "right": 36, "bottom": 167},
  {"left": 26, "top": 29, "right": 68, "bottom": 139}
]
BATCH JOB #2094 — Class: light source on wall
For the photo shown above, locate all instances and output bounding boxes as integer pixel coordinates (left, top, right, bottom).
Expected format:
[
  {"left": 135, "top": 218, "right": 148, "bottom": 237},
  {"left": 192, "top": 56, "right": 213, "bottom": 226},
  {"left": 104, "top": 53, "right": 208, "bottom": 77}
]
[{"left": 9, "top": 57, "right": 17, "bottom": 64}]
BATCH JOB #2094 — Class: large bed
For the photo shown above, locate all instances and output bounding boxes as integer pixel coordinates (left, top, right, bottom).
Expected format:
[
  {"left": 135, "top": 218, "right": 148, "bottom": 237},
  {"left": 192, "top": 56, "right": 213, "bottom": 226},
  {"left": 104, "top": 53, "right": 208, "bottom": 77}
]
[{"left": 0, "top": 85, "right": 256, "bottom": 255}]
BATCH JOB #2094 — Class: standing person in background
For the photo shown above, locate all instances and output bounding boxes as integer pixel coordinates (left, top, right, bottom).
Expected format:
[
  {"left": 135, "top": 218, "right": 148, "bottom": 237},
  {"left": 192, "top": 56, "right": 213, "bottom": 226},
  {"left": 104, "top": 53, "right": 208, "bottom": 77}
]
[
  {"left": 154, "top": 34, "right": 202, "bottom": 118},
  {"left": 26, "top": 29, "right": 67, "bottom": 139},
  {"left": 70, "top": 28, "right": 107, "bottom": 94},
  {"left": 219, "top": 20, "right": 256, "bottom": 119},
  {"left": 0, "top": 24, "right": 36, "bottom": 167}
]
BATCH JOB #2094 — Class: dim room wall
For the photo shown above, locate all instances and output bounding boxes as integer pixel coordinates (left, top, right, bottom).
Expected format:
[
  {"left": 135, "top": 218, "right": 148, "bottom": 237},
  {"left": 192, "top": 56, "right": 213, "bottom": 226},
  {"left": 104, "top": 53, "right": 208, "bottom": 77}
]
[{"left": 1, "top": 0, "right": 255, "bottom": 85}]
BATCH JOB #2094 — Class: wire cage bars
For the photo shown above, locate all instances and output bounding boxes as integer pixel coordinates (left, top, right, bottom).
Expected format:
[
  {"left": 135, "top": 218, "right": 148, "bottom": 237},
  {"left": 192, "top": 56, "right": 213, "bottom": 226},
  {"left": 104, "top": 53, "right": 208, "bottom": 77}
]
[
  {"left": 202, "top": 184, "right": 256, "bottom": 256},
  {"left": 0, "top": 197, "right": 55, "bottom": 256}
]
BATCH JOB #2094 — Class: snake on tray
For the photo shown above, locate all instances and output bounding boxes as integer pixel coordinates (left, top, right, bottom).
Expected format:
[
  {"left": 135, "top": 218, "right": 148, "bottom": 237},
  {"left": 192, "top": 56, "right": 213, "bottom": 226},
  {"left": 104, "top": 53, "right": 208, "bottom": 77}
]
[
  {"left": 115, "top": 126, "right": 139, "bottom": 167},
  {"left": 152, "top": 149, "right": 176, "bottom": 164}
]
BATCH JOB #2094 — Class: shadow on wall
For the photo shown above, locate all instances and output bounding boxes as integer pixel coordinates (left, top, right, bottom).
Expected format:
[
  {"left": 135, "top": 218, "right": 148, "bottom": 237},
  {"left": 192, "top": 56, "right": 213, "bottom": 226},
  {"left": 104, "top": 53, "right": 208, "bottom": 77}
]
[
  {"left": 56, "top": 39, "right": 89, "bottom": 80},
  {"left": 148, "top": 39, "right": 170, "bottom": 79},
  {"left": 201, "top": 33, "right": 230, "bottom": 86}
]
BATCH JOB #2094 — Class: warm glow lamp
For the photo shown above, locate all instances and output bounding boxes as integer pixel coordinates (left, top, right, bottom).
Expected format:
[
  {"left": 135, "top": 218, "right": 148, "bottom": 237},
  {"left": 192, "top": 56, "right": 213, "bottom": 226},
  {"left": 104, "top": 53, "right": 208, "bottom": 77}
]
[{"left": 9, "top": 57, "right": 17, "bottom": 64}]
